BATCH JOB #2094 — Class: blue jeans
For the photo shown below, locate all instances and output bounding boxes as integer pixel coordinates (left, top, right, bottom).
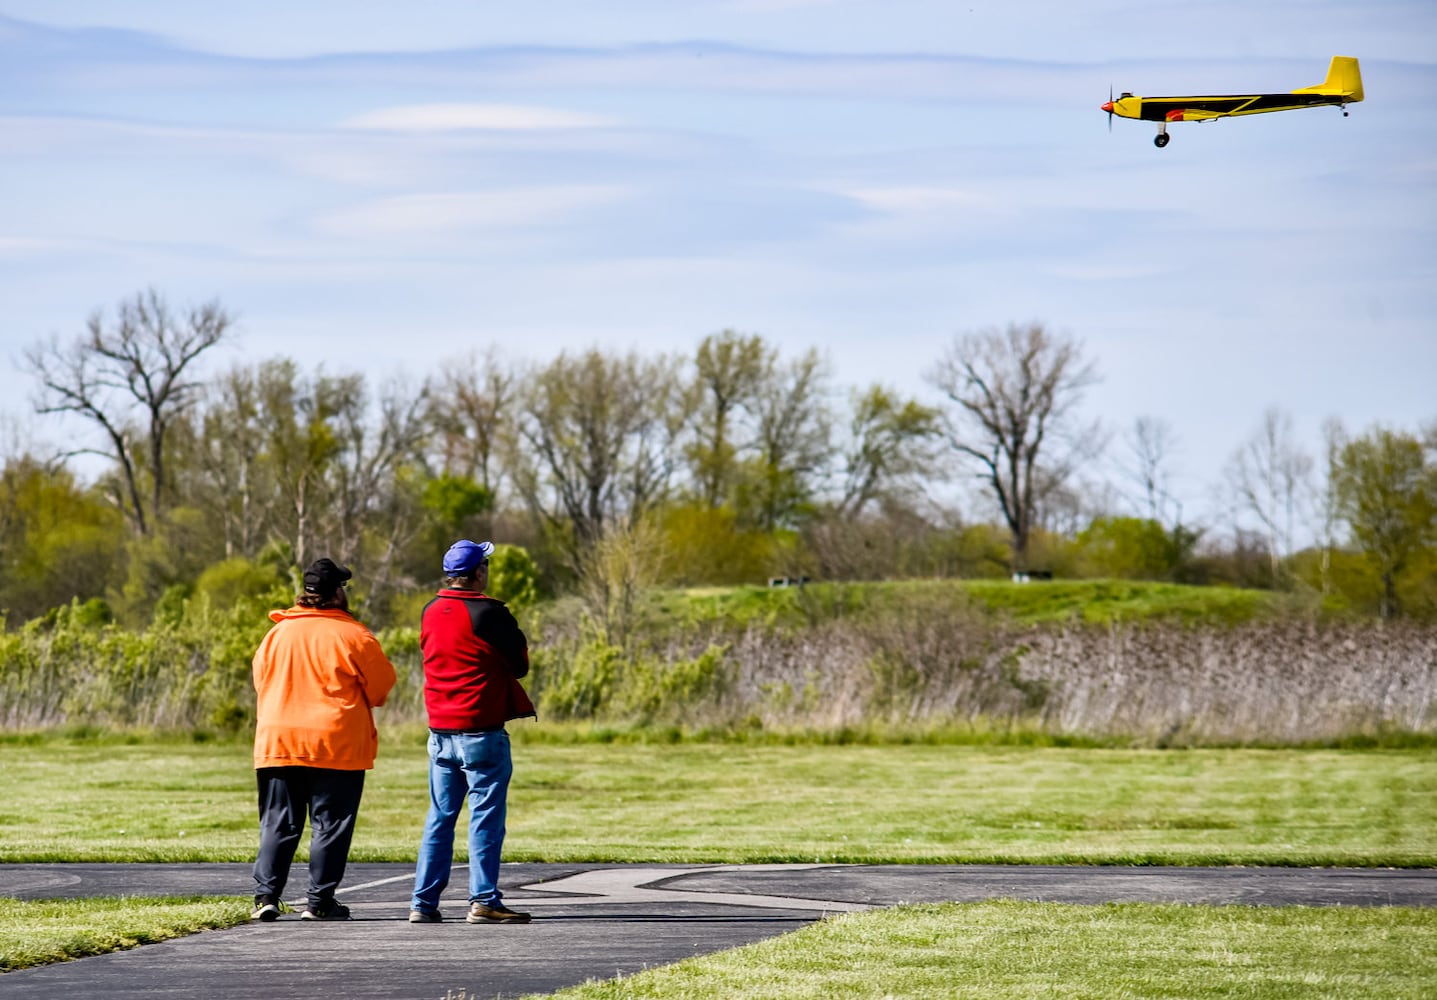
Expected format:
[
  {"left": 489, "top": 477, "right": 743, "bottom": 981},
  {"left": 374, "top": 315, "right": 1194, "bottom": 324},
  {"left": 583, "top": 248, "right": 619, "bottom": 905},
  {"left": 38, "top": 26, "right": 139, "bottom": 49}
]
[{"left": 411, "top": 730, "right": 513, "bottom": 913}]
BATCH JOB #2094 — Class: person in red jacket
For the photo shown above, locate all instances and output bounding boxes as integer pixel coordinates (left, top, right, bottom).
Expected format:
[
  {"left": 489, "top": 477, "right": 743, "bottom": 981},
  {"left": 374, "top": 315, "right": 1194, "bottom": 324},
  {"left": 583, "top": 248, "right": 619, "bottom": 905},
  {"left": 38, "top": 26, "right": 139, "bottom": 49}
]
[
  {"left": 250, "top": 557, "right": 396, "bottom": 922},
  {"left": 409, "top": 539, "right": 536, "bottom": 924}
]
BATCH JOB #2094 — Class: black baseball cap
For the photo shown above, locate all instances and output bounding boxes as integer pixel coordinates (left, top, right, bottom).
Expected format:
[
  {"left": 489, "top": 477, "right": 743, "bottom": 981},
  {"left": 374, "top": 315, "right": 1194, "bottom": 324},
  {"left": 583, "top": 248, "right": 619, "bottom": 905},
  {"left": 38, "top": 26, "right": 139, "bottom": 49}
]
[{"left": 302, "top": 558, "right": 352, "bottom": 596}]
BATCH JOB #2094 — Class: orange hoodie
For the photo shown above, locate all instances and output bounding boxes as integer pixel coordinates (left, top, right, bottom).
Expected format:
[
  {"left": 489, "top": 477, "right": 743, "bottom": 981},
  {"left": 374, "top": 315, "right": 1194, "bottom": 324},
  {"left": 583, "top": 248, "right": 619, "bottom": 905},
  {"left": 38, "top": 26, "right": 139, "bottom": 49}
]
[{"left": 252, "top": 606, "right": 397, "bottom": 771}]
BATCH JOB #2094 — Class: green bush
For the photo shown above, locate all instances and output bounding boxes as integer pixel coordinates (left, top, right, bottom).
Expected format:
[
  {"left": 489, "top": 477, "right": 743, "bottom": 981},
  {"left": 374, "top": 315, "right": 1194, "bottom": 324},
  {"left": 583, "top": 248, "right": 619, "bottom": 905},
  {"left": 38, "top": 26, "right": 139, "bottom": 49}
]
[
  {"left": 3, "top": 580, "right": 1433, "bottom": 745},
  {"left": 488, "top": 543, "right": 542, "bottom": 609}
]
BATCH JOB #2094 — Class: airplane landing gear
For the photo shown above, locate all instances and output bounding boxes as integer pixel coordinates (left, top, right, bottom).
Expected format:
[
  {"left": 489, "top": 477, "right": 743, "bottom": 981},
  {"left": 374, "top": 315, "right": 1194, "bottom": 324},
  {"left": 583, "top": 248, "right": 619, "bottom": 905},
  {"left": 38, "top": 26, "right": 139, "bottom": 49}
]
[{"left": 1154, "top": 123, "right": 1170, "bottom": 148}]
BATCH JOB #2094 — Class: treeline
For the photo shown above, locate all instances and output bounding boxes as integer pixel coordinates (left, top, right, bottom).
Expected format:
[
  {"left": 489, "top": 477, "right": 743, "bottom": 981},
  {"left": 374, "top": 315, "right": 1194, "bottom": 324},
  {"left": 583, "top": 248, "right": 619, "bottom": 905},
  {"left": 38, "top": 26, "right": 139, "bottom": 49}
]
[{"left": 3, "top": 289, "right": 1435, "bottom": 630}]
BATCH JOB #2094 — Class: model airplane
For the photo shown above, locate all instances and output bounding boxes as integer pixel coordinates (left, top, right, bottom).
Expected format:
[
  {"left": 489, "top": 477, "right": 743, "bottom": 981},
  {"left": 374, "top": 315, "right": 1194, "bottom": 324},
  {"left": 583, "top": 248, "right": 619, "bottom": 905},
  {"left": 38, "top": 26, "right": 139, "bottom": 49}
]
[{"left": 1102, "top": 56, "right": 1363, "bottom": 147}]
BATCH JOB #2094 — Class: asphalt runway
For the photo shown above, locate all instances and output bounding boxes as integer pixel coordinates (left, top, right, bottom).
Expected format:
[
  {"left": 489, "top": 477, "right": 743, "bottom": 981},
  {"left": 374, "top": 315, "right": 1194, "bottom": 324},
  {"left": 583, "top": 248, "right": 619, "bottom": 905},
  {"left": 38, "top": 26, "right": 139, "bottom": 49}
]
[{"left": 2, "top": 862, "right": 1434, "bottom": 999}]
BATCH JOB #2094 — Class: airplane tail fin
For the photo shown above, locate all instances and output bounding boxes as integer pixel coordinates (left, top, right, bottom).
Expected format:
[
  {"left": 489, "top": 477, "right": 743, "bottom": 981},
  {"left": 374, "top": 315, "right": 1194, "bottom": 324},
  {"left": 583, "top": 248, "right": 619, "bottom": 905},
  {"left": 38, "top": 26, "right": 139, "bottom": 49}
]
[{"left": 1293, "top": 56, "right": 1363, "bottom": 103}]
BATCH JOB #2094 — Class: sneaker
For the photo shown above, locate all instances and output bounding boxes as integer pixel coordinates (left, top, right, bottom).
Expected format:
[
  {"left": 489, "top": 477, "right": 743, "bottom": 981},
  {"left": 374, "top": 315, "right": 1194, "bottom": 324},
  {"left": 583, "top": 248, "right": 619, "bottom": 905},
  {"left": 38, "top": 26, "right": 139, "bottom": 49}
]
[
  {"left": 299, "top": 901, "right": 351, "bottom": 921},
  {"left": 466, "top": 901, "right": 530, "bottom": 924},
  {"left": 251, "top": 899, "right": 281, "bottom": 922},
  {"left": 409, "top": 909, "right": 443, "bottom": 923}
]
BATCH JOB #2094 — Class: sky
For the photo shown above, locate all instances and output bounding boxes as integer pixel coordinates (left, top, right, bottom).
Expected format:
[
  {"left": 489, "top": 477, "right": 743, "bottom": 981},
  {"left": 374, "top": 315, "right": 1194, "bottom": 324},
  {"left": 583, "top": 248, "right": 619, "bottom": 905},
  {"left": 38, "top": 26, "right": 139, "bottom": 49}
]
[{"left": 2, "top": 1, "right": 1434, "bottom": 532}]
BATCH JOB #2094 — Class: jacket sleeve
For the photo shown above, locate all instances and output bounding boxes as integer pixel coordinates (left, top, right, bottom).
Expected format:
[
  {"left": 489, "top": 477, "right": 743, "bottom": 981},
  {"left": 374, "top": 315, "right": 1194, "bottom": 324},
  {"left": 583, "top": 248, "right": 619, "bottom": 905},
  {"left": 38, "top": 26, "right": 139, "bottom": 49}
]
[
  {"left": 353, "top": 629, "right": 398, "bottom": 707},
  {"left": 470, "top": 600, "right": 530, "bottom": 679}
]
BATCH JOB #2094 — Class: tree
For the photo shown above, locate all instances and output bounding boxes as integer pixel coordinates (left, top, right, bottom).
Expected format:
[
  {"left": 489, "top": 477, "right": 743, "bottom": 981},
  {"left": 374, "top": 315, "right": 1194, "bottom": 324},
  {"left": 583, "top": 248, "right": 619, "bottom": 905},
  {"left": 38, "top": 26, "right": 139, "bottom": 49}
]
[
  {"left": 1118, "top": 415, "right": 1182, "bottom": 526},
  {"left": 24, "top": 289, "right": 233, "bottom": 535},
  {"left": 248, "top": 360, "right": 350, "bottom": 571},
  {"left": 509, "top": 348, "right": 686, "bottom": 562},
  {"left": 835, "top": 385, "right": 943, "bottom": 518},
  {"left": 686, "top": 330, "right": 769, "bottom": 508},
  {"left": 184, "top": 363, "right": 269, "bottom": 560},
  {"left": 1222, "top": 408, "right": 1314, "bottom": 585},
  {"left": 1331, "top": 426, "right": 1436, "bottom": 619},
  {"left": 926, "top": 322, "right": 1100, "bottom": 572},
  {"left": 0, "top": 456, "right": 126, "bottom": 621},
  {"left": 734, "top": 347, "right": 832, "bottom": 532},
  {"left": 327, "top": 373, "right": 432, "bottom": 572},
  {"left": 1077, "top": 516, "right": 1189, "bottom": 581},
  {"left": 432, "top": 347, "right": 517, "bottom": 497}
]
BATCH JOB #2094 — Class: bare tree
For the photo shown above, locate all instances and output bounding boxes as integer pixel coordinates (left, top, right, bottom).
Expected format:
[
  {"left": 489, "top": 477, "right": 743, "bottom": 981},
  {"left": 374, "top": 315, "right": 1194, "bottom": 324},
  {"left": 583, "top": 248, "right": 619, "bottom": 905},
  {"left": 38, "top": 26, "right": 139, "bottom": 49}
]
[
  {"left": 1117, "top": 415, "right": 1183, "bottom": 526},
  {"left": 329, "top": 374, "right": 433, "bottom": 569},
  {"left": 190, "top": 364, "right": 269, "bottom": 559},
  {"left": 926, "top": 322, "right": 1100, "bottom": 572},
  {"left": 509, "top": 348, "right": 685, "bottom": 561},
  {"left": 1222, "top": 407, "right": 1314, "bottom": 584},
  {"left": 432, "top": 347, "right": 517, "bottom": 496},
  {"left": 24, "top": 289, "right": 233, "bottom": 535}
]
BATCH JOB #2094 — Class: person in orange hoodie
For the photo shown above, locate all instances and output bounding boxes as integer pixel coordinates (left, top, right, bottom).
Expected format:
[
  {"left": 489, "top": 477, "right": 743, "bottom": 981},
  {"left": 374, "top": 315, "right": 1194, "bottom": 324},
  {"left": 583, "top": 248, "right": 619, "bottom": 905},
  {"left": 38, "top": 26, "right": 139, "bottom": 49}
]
[{"left": 250, "top": 557, "right": 397, "bottom": 922}]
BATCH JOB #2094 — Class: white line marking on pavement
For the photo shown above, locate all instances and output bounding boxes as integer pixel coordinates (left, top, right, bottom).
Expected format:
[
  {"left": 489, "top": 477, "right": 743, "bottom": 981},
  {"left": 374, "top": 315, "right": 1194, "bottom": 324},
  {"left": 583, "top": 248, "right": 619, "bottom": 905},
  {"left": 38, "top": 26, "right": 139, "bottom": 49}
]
[
  {"left": 287, "top": 867, "right": 466, "bottom": 909},
  {"left": 296, "top": 863, "right": 868, "bottom": 914},
  {"left": 515, "top": 865, "right": 871, "bottom": 914}
]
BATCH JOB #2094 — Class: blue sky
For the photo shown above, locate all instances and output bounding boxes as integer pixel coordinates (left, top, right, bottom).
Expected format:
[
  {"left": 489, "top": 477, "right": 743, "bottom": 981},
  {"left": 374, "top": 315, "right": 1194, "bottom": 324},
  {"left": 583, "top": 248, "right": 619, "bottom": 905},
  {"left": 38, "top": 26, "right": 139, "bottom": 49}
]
[{"left": 2, "top": 1, "right": 1434, "bottom": 530}]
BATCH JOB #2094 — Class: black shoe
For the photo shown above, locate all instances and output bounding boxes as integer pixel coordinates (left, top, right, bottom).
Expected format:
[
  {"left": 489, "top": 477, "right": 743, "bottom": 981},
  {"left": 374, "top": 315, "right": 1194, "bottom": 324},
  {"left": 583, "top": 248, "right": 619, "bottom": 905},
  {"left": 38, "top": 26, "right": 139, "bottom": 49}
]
[
  {"left": 300, "top": 901, "right": 351, "bottom": 921},
  {"left": 251, "top": 898, "right": 281, "bottom": 922}
]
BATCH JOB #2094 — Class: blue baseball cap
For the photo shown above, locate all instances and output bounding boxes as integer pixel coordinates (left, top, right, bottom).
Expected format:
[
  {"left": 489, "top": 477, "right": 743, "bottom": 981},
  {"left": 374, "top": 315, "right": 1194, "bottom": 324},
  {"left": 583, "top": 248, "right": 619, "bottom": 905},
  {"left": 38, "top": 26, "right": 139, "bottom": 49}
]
[{"left": 443, "top": 539, "right": 494, "bottom": 576}]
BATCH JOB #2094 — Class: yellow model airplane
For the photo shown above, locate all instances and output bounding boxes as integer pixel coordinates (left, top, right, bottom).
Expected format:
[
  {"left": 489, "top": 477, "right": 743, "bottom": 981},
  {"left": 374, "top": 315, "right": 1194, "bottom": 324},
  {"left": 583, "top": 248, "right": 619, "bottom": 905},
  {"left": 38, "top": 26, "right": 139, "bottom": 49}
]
[{"left": 1102, "top": 56, "right": 1363, "bottom": 147}]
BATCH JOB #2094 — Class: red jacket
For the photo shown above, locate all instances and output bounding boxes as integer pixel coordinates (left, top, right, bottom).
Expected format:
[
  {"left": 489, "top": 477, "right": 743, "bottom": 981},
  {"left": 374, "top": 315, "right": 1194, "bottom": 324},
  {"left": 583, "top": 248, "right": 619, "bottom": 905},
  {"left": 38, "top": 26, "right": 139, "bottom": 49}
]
[
  {"left": 252, "top": 606, "right": 396, "bottom": 770},
  {"left": 420, "top": 589, "right": 536, "bottom": 731}
]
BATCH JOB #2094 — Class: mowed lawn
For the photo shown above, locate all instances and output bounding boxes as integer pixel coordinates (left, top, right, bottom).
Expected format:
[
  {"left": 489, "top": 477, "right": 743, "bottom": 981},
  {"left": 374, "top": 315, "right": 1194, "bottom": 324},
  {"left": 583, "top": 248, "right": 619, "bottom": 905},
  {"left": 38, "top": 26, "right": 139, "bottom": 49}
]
[
  {"left": 521, "top": 901, "right": 1437, "bottom": 1000},
  {"left": 2, "top": 735, "right": 1435, "bottom": 993},
  {"left": 0, "top": 735, "right": 1433, "bottom": 866}
]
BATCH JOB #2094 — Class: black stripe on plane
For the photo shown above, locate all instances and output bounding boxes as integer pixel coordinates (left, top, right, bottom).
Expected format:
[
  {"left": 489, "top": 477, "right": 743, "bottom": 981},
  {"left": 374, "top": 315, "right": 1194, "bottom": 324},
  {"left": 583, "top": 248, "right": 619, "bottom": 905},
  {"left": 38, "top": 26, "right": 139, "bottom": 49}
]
[{"left": 1135, "top": 93, "right": 1343, "bottom": 121}]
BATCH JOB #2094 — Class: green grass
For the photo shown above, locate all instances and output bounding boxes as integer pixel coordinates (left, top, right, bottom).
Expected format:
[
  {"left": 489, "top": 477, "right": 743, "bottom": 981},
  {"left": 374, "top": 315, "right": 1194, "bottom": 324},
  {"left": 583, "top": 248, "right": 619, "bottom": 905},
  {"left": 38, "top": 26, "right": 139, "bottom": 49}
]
[
  {"left": 0, "top": 895, "right": 248, "bottom": 972},
  {"left": 636, "top": 578, "right": 1292, "bottom": 633},
  {"left": 523, "top": 901, "right": 1437, "bottom": 1000},
  {"left": 2, "top": 734, "right": 1433, "bottom": 990},
  {"left": 1, "top": 736, "right": 1433, "bottom": 866},
  {"left": 952, "top": 578, "right": 1286, "bottom": 625}
]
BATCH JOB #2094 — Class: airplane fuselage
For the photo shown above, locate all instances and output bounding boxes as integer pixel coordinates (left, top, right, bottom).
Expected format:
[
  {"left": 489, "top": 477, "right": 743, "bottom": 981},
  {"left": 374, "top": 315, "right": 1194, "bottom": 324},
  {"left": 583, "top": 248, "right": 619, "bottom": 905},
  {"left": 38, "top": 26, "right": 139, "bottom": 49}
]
[
  {"left": 1109, "top": 91, "right": 1349, "bottom": 123},
  {"left": 1101, "top": 56, "right": 1363, "bottom": 147}
]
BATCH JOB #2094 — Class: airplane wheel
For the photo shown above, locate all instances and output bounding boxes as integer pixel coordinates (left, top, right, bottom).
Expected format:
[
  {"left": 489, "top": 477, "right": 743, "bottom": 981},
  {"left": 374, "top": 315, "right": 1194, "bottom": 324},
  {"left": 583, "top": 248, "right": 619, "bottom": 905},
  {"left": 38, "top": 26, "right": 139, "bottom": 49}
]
[{"left": 1154, "top": 133, "right": 1170, "bottom": 148}]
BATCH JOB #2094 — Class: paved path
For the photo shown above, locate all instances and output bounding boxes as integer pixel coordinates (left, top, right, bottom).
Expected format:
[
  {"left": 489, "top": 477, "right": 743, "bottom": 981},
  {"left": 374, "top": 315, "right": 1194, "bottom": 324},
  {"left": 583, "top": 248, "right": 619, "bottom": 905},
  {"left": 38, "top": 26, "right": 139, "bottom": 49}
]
[{"left": 3, "top": 863, "right": 1434, "bottom": 999}]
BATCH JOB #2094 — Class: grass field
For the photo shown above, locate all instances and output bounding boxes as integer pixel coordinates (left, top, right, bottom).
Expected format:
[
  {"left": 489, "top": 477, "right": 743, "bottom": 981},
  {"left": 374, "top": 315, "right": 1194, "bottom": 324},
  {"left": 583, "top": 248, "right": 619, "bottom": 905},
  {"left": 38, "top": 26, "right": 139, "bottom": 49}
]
[
  {"left": 1, "top": 733, "right": 1433, "bottom": 866},
  {"left": 2, "top": 733, "right": 1434, "bottom": 992},
  {"left": 522, "top": 901, "right": 1437, "bottom": 1000},
  {"left": 0, "top": 895, "right": 248, "bottom": 972}
]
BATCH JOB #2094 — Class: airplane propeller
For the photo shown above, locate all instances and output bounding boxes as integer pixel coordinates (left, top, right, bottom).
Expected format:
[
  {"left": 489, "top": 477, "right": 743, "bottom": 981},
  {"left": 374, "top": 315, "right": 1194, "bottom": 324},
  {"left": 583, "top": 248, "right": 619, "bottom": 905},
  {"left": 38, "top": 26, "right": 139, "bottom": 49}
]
[{"left": 1104, "top": 87, "right": 1114, "bottom": 132}]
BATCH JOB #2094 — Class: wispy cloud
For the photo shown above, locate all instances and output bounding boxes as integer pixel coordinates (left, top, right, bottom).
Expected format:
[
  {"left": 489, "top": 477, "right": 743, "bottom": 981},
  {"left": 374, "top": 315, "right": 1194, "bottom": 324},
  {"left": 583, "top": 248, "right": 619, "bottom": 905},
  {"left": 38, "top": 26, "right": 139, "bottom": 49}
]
[
  {"left": 341, "top": 103, "right": 616, "bottom": 131},
  {"left": 314, "top": 187, "right": 628, "bottom": 239},
  {"left": 842, "top": 185, "right": 993, "bottom": 214}
]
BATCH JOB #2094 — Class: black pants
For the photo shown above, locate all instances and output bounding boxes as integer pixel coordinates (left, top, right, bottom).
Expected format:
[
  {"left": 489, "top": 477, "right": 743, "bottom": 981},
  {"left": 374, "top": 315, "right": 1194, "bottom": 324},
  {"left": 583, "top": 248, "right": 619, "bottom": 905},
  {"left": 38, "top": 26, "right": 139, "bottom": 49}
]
[{"left": 253, "top": 766, "right": 366, "bottom": 909}]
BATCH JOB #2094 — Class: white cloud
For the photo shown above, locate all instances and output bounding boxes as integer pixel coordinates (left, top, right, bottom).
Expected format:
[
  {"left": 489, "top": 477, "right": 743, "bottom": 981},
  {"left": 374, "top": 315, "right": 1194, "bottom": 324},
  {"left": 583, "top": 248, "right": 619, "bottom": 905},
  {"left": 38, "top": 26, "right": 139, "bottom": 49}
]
[
  {"left": 314, "top": 187, "right": 628, "bottom": 238},
  {"left": 341, "top": 103, "right": 615, "bottom": 131},
  {"left": 842, "top": 185, "right": 992, "bottom": 214}
]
